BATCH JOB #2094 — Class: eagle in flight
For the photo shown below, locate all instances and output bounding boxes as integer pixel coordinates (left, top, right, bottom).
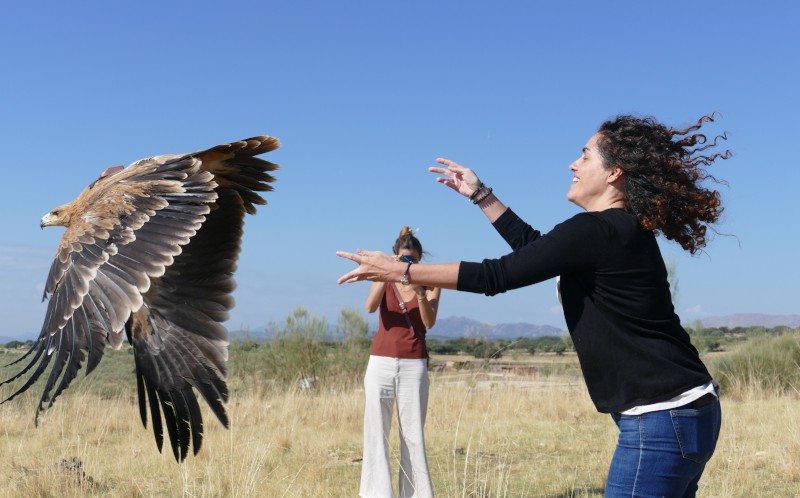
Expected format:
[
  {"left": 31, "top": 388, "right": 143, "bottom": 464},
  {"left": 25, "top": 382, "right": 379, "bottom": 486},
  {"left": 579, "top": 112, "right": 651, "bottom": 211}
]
[{"left": 1, "top": 136, "right": 280, "bottom": 461}]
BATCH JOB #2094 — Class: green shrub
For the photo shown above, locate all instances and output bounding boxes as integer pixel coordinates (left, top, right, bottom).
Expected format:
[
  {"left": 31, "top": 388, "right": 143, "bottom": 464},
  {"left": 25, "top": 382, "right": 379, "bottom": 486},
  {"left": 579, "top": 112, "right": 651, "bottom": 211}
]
[
  {"left": 688, "top": 326, "right": 724, "bottom": 353},
  {"left": 467, "top": 339, "right": 503, "bottom": 359},
  {"left": 427, "top": 338, "right": 460, "bottom": 355},
  {"left": 228, "top": 307, "right": 371, "bottom": 394},
  {"left": 711, "top": 331, "right": 800, "bottom": 395}
]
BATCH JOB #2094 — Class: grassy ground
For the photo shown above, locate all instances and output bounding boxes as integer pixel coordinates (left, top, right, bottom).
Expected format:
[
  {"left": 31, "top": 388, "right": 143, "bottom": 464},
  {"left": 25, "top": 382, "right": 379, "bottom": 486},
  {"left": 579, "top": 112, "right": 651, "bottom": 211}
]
[{"left": 0, "top": 349, "right": 798, "bottom": 497}]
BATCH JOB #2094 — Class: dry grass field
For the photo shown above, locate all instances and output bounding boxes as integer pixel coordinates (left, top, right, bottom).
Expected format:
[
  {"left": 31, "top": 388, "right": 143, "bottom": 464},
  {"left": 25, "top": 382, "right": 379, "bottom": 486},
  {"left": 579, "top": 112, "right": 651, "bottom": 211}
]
[{"left": 0, "top": 350, "right": 798, "bottom": 497}]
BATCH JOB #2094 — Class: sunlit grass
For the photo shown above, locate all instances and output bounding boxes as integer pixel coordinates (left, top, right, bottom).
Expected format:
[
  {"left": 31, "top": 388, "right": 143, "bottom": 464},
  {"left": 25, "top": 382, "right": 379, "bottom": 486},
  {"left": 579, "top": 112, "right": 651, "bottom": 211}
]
[{"left": 1, "top": 344, "right": 799, "bottom": 497}]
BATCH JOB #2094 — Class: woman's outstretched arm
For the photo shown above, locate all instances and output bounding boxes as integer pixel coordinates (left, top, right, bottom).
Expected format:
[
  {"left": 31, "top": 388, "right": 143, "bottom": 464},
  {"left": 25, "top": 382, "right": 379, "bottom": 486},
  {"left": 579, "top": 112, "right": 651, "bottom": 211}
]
[{"left": 337, "top": 250, "right": 461, "bottom": 290}]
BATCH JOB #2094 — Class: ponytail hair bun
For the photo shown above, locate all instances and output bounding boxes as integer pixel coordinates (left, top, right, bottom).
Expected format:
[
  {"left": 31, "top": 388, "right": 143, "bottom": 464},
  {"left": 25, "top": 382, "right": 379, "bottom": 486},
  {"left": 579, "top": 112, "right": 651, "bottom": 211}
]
[{"left": 393, "top": 226, "right": 424, "bottom": 259}]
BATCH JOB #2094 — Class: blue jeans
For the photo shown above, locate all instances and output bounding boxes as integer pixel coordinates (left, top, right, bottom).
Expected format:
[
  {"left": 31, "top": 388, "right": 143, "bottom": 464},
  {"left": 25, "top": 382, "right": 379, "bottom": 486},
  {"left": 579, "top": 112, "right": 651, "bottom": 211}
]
[{"left": 606, "top": 398, "right": 722, "bottom": 498}]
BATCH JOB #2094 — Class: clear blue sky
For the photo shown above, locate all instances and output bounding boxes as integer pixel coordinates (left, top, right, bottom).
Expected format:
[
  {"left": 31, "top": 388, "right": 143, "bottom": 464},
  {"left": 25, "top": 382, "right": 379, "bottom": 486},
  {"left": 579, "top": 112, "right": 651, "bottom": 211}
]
[{"left": 1, "top": 1, "right": 797, "bottom": 339}]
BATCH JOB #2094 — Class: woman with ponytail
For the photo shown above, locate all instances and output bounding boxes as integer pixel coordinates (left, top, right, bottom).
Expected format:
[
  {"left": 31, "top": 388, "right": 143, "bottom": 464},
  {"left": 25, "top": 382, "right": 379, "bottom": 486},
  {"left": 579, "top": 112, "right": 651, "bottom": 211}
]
[{"left": 359, "top": 227, "right": 441, "bottom": 498}]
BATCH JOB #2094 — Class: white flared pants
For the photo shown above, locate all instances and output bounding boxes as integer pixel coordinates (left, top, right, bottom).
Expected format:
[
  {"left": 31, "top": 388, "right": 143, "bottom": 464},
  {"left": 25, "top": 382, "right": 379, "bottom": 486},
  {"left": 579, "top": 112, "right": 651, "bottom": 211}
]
[{"left": 360, "top": 355, "right": 433, "bottom": 498}]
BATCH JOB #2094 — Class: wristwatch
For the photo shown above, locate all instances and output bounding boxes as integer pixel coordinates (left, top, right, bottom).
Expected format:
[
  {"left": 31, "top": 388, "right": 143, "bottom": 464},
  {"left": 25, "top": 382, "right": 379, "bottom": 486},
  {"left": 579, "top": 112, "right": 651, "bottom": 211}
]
[{"left": 400, "top": 261, "right": 413, "bottom": 285}]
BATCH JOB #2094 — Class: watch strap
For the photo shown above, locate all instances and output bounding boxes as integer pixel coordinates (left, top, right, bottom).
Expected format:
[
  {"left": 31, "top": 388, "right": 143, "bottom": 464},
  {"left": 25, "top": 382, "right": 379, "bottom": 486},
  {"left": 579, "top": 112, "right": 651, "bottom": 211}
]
[{"left": 400, "top": 261, "right": 413, "bottom": 285}]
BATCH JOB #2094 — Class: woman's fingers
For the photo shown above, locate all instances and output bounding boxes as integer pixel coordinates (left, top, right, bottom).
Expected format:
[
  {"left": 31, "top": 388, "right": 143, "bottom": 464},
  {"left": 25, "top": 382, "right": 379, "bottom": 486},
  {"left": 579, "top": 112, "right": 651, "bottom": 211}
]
[
  {"left": 434, "top": 158, "right": 466, "bottom": 173},
  {"left": 337, "top": 250, "right": 389, "bottom": 284},
  {"left": 436, "top": 157, "right": 461, "bottom": 167},
  {"left": 336, "top": 251, "right": 361, "bottom": 283},
  {"left": 336, "top": 250, "right": 359, "bottom": 262},
  {"left": 337, "top": 272, "right": 358, "bottom": 284},
  {"left": 430, "top": 160, "right": 465, "bottom": 193}
]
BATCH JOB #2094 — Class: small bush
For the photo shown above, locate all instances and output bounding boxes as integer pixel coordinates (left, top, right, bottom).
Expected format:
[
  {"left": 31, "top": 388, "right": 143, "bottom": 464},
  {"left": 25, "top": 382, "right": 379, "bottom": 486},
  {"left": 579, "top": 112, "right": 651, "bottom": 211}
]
[
  {"left": 228, "top": 307, "right": 371, "bottom": 394},
  {"left": 469, "top": 340, "right": 503, "bottom": 360},
  {"left": 711, "top": 331, "right": 800, "bottom": 397}
]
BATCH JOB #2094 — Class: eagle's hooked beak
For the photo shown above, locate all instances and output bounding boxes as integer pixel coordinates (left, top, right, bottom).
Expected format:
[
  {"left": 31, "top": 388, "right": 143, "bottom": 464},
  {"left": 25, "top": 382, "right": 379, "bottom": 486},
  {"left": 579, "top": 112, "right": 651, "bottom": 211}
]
[{"left": 40, "top": 212, "right": 59, "bottom": 229}]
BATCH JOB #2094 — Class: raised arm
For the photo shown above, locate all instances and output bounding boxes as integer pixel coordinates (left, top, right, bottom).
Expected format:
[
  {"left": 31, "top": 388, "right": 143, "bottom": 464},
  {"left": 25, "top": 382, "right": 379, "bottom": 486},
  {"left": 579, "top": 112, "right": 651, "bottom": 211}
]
[
  {"left": 429, "top": 158, "right": 508, "bottom": 223},
  {"left": 415, "top": 285, "right": 442, "bottom": 329},
  {"left": 365, "top": 281, "right": 387, "bottom": 313}
]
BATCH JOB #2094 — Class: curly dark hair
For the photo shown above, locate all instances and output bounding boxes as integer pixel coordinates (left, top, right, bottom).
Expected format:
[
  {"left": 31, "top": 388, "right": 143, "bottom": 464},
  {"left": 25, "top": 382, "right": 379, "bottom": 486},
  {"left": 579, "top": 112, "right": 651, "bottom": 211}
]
[{"left": 596, "top": 113, "right": 731, "bottom": 254}]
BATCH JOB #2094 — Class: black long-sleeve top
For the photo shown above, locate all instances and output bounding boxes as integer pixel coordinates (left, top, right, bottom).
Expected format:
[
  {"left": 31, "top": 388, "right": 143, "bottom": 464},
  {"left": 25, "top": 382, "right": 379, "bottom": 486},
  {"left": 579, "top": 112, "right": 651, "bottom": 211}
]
[{"left": 457, "top": 207, "right": 711, "bottom": 413}]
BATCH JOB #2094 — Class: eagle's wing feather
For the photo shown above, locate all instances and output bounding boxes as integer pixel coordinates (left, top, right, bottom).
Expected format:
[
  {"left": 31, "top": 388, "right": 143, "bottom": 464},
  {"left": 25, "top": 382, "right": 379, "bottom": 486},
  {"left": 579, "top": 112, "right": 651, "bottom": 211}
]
[
  {"left": 126, "top": 136, "right": 278, "bottom": 460},
  {"left": 0, "top": 155, "right": 218, "bottom": 417},
  {"left": 2, "top": 135, "right": 278, "bottom": 461}
]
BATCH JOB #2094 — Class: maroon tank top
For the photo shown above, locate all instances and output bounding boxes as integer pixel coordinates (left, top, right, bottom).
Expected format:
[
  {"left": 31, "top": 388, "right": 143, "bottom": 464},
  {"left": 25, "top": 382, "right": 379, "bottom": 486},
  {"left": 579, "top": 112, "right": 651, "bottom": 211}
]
[{"left": 370, "top": 286, "right": 428, "bottom": 359}]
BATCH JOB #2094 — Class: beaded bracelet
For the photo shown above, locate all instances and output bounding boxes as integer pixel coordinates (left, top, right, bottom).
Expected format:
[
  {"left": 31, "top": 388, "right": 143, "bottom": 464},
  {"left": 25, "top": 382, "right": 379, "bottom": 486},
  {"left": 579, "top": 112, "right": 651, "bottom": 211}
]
[
  {"left": 472, "top": 186, "right": 493, "bottom": 205},
  {"left": 468, "top": 182, "right": 485, "bottom": 201}
]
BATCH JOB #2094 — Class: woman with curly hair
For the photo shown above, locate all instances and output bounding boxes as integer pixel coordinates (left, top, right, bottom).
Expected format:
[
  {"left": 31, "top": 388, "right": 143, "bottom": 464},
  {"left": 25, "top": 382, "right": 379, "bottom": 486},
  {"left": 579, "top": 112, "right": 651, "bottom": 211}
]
[{"left": 338, "top": 114, "right": 729, "bottom": 497}]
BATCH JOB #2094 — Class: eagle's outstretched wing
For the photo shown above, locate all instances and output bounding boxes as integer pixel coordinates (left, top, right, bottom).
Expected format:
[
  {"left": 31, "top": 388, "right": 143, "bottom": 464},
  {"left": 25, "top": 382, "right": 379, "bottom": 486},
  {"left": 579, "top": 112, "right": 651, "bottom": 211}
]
[{"left": 1, "top": 136, "right": 279, "bottom": 461}]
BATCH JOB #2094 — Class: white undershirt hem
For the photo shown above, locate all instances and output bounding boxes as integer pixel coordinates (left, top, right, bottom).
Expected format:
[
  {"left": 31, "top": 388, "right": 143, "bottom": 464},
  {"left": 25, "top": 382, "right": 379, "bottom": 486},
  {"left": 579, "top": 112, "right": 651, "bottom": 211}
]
[{"left": 621, "top": 380, "right": 718, "bottom": 416}]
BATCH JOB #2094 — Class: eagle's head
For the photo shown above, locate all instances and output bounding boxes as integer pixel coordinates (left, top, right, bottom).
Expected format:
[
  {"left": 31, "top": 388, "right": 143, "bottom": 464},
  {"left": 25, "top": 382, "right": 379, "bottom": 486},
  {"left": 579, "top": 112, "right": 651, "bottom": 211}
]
[
  {"left": 41, "top": 165, "right": 125, "bottom": 229},
  {"left": 41, "top": 203, "right": 74, "bottom": 229}
]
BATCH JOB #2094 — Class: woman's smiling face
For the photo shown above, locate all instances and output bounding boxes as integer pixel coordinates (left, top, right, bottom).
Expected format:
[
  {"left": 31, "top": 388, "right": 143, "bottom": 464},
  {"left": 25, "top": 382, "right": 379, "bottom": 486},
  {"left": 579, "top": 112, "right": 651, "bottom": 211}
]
[{"left": 567, "top": 133, "right": 621, "bottom": 211}]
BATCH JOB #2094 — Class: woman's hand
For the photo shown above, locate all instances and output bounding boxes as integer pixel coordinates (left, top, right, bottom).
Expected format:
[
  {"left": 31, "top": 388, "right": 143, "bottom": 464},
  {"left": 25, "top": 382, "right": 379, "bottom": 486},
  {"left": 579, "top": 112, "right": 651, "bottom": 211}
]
[
  {"left": 429, "top": 158, "right": 483, "bottom": 198},
  {"left": 410, "top": 284, "right": 427, "bottom": 297},
  {"left": 337, "top": 250, "right": 399, "bottom": 284}
]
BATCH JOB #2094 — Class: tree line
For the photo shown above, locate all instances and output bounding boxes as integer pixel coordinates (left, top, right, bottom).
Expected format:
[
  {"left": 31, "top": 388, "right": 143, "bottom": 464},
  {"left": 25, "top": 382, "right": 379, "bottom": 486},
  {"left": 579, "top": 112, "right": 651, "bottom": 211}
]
[
  {"left": 2, "top": 313, "right": 794, "bottom": 358},
  {"left": 1, "top": 308, "right": 797, "bottom": 395}
]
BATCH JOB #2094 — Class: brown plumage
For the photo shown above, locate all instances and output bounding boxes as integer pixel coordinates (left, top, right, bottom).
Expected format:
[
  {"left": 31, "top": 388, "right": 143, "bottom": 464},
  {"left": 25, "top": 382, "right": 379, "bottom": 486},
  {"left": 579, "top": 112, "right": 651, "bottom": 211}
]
[{"left": 1, "top": 136, "right": 280, "bottom": 461}]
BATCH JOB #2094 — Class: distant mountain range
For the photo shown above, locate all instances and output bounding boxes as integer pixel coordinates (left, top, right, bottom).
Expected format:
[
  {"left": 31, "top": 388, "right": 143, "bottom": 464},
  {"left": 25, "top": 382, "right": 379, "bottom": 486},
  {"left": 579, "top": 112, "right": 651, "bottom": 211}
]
[
  {"left": 3, "top": 314, "right": 798, "bottom": 346},
  {"left": 427, "top": 313, "right": 800, "bottom": 340},
  {"left": 427, "top": 316, "right": 564, "bottom": 340},
  {"left": 422, "top": 313, "right": 800, "bottom": 340},
  {"left": 699, "top": 313, "right": 800, "bottom": 329}
]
